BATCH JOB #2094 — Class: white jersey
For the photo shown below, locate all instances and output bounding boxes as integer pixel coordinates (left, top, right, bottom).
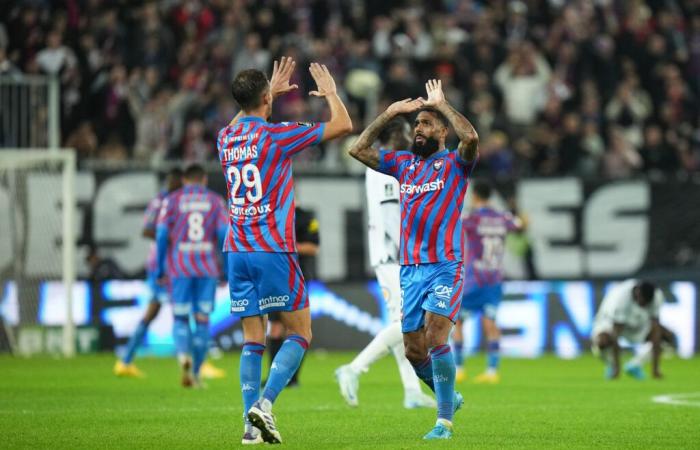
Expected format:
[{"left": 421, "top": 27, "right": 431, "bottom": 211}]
[
  {"left": 366, "top": 167, "right": 400, "bottom": 267},
  {"left": 593, "top": 279, "right": 664, "bottom": 343}
]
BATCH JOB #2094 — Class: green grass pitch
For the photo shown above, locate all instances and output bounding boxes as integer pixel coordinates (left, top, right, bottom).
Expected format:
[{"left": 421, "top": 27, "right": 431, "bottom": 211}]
[{"left": 1, "top": 353, "right": 699, "bottom": 449}]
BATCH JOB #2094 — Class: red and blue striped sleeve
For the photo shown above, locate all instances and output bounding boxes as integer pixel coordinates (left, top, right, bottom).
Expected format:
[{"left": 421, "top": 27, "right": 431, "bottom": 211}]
[
  {"left": 454, "top": 151, "right": 478, "bottom": 177},
  {"left": 268, "top": 122, "right": 325, "bottom": 156},
  {"left": 378, "top": 149, "right": 412, "bottom": 179},
  {"left": 143, "top": 197, "right": 161, "bottom": 232}
]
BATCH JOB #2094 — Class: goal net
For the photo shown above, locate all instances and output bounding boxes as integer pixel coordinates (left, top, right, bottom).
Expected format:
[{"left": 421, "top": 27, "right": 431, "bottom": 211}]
[{"left": 0, "top": 150, "right": 77, "bottom": 357}]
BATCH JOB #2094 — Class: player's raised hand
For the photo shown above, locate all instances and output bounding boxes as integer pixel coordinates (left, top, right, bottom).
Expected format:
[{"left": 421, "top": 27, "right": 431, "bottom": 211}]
[
  {"left": 386, "top": 98, "right": 425, "bottom": 116},
  {"left": 308, "top": 63, "right": 337, "bottom": 97},
  {"left": 269, "top": 56, "right": 298, "bottom": 98},
  {"left": 423, "top": 79, "right": 446, "bottom": 107}
]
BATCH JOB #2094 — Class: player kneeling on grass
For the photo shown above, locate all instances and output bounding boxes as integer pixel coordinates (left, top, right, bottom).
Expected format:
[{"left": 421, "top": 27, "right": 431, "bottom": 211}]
[
  {"left": 452, "top": 181, "right": 523, "bottom": 384},
  {"left": 592, "top": 280, "right": 676, "bottom": 380},
  {"left": 155, "top": 164, "right": 228, "bottom": 388},
  {"left": 220, "top": 57, "right": 352, "bottom": 444},
  {"left": 349, "top": 80, "right": 478, "bottom": 440}
]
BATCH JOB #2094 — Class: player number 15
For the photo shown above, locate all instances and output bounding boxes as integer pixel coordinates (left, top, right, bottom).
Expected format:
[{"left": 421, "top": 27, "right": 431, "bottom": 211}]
[{"left": 227, "top": 164, "right": 263, "bottom": 205}]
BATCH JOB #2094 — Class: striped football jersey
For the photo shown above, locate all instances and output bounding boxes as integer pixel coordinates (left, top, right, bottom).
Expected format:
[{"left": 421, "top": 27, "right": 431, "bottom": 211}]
[
  {"left": 462, "top": 206, "right": 522, "bottom": 287},
  {"left": 156, "top": 185, "right": 227, "bottom": 278},
  {"left": 143, "top": 190, "right": 167, "bottom": 273},
  {"left": 217, "top": 117, "right": 325, "bottom": 253},
  {"left": 378, "top": 148, "right": 477, "bottom": 265}
]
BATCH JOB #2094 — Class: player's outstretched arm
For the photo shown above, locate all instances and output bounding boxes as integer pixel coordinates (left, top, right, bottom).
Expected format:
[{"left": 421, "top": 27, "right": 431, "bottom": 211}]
[
  {"left": 308, "top": 63, "right": 353, "bottom": 142},
  {"left": 423, "top": 79, "right": 479, "bottom": 162},
  {"left": 609, "top": 323, "right": 624, "bottom": 378},
  {"left": 348, "top": 98, "right": 424, "bottom": 169}
]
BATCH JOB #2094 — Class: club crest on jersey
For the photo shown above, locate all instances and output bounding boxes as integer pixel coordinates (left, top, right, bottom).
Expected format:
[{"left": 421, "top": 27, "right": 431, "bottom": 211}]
[{"left": 433, "top": 159, "right": 444, "bottom": 171}]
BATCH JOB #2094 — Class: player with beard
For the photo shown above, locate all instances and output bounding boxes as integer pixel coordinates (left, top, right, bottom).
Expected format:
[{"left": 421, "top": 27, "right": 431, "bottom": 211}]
[{"left": 349, "top": 80, "right": 479, "bottom": 440}]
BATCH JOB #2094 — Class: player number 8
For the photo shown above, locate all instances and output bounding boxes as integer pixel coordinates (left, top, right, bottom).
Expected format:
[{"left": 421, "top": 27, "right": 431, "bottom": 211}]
[
  {"left": 187, "top": 212, "right": 204, "bottom": 242},
  {"left": 227, "top": 164, "right": 263, "bottom": 205}
]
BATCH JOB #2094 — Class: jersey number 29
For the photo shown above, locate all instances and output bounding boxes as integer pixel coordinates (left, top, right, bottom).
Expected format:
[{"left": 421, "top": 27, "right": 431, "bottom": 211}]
[{"left": 227, "top": 164, "right": 262, "bottom": 205}]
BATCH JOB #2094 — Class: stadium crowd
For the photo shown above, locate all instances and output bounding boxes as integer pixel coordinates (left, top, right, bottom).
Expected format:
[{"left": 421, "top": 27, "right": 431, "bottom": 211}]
[{"left": 1, "top": 0, "right": 699, "bottom": 178}]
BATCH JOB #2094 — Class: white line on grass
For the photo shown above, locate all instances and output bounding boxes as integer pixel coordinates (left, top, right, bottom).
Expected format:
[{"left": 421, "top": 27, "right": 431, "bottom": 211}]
[{"left": 652, "top": 392, "right": 700, "bottom": 407}]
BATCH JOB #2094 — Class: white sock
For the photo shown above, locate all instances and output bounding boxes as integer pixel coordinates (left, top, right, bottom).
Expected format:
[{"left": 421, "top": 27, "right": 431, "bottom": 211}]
[
  {"left": 628, "top": 342, "right": 653, "bottom": 367},
  {"left": 260, "top": 398, "right": 272, "bottom": 413},
  {"left": 350, "top": 322, "right": 402, "bottom": 373},
  {"left": 390, "top": 341, "right": 423, "bottom": 395}
]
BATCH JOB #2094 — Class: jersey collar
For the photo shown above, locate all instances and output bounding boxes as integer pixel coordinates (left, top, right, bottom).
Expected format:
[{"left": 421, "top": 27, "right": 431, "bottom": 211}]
[
  {"left": 413, "top": 148, "right": 450, "bottom": 161},
  {"left": 237, "top": 116, "right": 266, "bottom": 123}
]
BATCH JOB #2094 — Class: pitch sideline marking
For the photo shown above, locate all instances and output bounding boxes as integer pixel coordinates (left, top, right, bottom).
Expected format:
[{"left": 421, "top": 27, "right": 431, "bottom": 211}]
[{"left": 652, "top": 392, "right": 700, "bottom": 407}]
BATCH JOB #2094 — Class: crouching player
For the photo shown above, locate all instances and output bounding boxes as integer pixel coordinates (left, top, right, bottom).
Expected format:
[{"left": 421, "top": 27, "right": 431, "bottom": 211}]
[
  {"left": 592, "top": 280, "right": 676, "bottom": 380},
  {"left": 155, "top": 164, "right": 228, "bottom": 387},
  {"left": 453, "top": 181, "right": 523, "bottom": 383}
]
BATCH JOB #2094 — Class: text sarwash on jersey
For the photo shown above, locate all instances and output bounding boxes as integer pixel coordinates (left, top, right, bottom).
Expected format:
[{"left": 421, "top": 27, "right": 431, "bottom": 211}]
[
  {"left": 222, "top": 144, "right": 258, "bottom": 162},
  {"left": 230, "top": 202, "right": 272, "bottom": 216},
  {"left": 400, "top": 179, "right": 445, "bottom": 195}
]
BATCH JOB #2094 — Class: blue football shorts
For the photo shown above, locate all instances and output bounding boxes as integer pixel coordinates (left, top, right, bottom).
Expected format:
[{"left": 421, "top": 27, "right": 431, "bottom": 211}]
[
  {"left": 461, "top": 282, "right": 503, "bottom": 321},
  {"left": 400, "top": 260, "right": 464, "bottom": 333},
  {"left": 170, "top": 277, "right": 217, "bottom": 316},
  {"left": 227, "top": 252, "right": 308, "bottom": 318}
]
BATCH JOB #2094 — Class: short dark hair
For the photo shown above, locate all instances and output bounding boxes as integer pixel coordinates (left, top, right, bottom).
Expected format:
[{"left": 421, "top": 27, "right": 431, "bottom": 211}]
[
  {"left": 418, "top": 107, "right": 449, "bottom": 128},
  {"left": 472, "top": 180, "right": 492, "bottom": 200},
  {"left": 183, "top": 163, "right": 206, "bottom": 181},
  {"left": 637, "top": 281, "right": 656, "bottom": 305},
  {"left": 231, "top": 69, "right": 269, "bottom": 110},
  {"left": 378, "top": 117, "right": 409, "bottom": 146}
]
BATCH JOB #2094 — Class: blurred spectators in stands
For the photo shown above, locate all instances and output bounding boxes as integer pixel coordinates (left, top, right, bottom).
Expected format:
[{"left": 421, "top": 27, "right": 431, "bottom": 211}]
[{"left": 0, "top": 0, "right": 698, "bottom": 178}]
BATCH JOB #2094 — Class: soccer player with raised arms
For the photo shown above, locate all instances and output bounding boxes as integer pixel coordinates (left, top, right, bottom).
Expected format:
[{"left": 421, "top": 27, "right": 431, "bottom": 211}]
[
  {"left": 155, "top": 164, "right": 228, "bottom": 387},
  {"left": 335, "top": 117, "right": 436, "bottom": 410},
  {"left": 349, "top": 80, "right": 479, "bottom": 440},
  {"left": 219, "top": 57, "right": 352, "bottom": 444}
]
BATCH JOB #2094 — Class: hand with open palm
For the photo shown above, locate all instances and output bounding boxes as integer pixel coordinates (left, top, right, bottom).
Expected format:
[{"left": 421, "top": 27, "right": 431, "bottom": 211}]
[
  {"left": 308, "top": 63, "right": 337, "bottom": 97},
  {"left": 423, "top": 79, "right": 446, "bottom": 108},
  {"left": 269, "top": 56, "right": 298, "bottom": 99}
]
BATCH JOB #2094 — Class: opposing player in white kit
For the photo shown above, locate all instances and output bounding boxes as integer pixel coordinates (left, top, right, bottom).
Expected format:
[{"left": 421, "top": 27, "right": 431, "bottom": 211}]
[
  {"left": 592, "top": 279, "right": 675, "bottom": 380},
  {"left": 335, "top": 117, "right": 436, "bottom": 409}
]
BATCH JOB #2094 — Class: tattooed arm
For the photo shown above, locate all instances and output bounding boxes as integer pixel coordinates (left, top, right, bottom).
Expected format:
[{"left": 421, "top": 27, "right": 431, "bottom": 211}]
[
  {"left": 348, "top": 98, "right": 424, "bottom": 169},
  {"left": 424, "top": 79, "right": 479, "bottom": 162}
]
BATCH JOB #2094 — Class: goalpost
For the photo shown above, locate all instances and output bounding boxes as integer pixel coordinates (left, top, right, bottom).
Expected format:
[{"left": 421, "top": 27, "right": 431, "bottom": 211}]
[{"left": 0, "top": 149, "right": 77, "bottom": 357}]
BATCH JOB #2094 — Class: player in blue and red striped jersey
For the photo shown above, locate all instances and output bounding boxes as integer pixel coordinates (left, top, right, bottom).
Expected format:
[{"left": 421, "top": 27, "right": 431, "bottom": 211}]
[
  {"left": 452, "top": 181, "right": 524, "bottom": 384},
  {"left": 349, "top": 79, "right": 479, "bottom": 441},
  {"left": 220, "top": 57, "right": 352, "bottom": 444},
  {"left": 155, "top": 164, "right": 228, "bottom": 388},
  {"left": 114, "top": 167, "right": 181, "bottom": 378}
]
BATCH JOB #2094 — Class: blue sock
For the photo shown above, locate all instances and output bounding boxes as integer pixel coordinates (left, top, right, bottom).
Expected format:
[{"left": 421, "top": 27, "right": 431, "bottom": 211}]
[
  {"left": 430, "top": 344, "right": 456, "bottom": 421},
  {"left": 192, "top": 319, "right": 209, "bottom": 376},
  {"left": 262, "top": 335, "right": 308, "bottom": 405},
  {"left": 487, "top": 340, "right": 500, "bottom": 371},
  {"left": 122, "top": 320, "right": 149, "bottom": 364},
  {"left": 240, "top": 342, "right": 265, "bottom": 423},
  {"left": 410, "top": 356, "right": 435, "bottom": 392},
  {"left": 453, "top": 341, "right": 464, "bottom": 368},
  {"left": 173, "top": 315, "right": 191, "bottom": 358}
]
